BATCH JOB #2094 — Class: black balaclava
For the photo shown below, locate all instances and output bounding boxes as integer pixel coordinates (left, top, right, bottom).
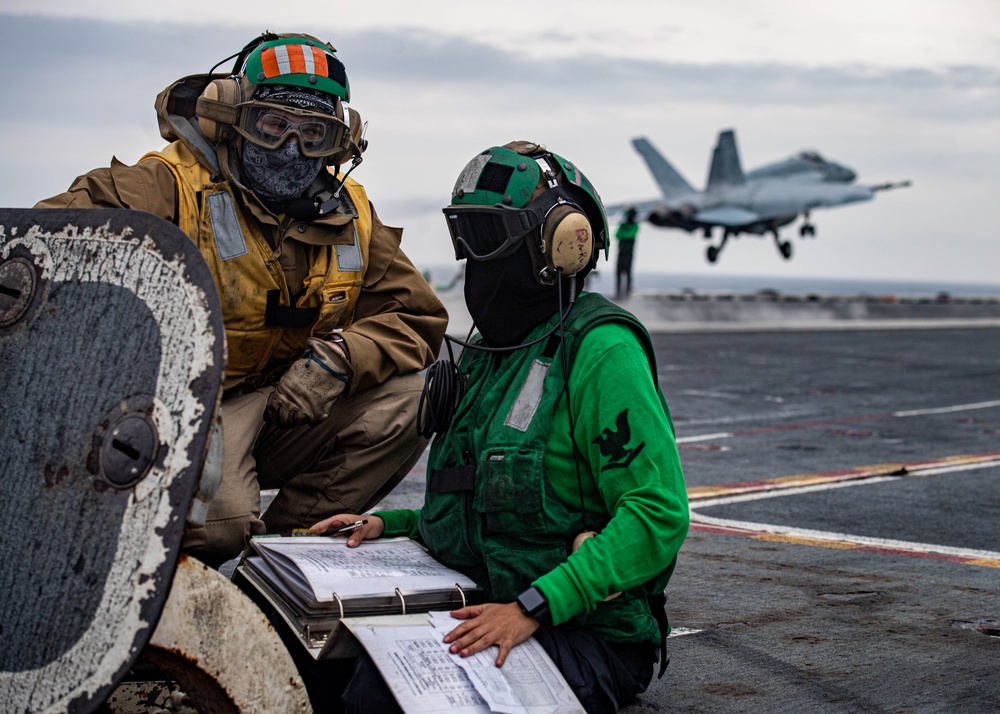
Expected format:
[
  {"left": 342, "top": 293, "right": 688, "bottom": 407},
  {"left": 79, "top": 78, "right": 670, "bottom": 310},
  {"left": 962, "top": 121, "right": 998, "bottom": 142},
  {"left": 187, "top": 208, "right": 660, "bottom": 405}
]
[{"left": 464, "top": 235, "right": 578, "bottom": 348}]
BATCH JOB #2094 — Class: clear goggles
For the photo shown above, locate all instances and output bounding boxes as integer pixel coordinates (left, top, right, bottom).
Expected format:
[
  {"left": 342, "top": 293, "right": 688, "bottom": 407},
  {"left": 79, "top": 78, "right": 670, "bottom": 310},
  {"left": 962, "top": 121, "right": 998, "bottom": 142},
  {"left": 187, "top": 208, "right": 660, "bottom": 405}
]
[
  {"left": 442, "top": 188, "right": 579, "bottom": 261},
  {"left": 233, "top": 101, "right": 348, "bottom": 158}
]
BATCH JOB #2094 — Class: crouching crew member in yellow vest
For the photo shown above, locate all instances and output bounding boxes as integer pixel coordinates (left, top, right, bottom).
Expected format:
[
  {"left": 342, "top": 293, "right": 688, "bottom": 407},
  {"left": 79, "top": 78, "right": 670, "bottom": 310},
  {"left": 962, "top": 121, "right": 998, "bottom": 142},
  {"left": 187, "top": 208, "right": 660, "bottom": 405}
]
[
  {"left": 312, "top": 142, "right": 689, "bottom": 713},
  {"left": 37, "top": 32, "right": 448, "bottom": 568}
]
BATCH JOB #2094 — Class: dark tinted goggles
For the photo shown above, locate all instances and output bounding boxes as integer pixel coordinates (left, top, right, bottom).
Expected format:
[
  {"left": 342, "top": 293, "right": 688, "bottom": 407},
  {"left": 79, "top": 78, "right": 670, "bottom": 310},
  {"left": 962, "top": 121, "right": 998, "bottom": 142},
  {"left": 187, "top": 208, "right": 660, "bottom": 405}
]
[
  {"left": 234, "top": 101, "right": 347, "bottom": 158},
  {"left": 443, "top": 187, "right": 587, "bottom": 261},
  {"left": 442, "top": 203, "right": 547, "bottom": 261}
]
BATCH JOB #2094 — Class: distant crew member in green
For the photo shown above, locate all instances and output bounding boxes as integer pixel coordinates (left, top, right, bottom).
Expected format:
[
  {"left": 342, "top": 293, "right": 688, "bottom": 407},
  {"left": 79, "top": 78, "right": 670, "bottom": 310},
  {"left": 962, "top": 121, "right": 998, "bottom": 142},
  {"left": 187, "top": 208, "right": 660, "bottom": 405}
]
[{"left": 616, "top": 206, "right": 640, "bottom": 299}]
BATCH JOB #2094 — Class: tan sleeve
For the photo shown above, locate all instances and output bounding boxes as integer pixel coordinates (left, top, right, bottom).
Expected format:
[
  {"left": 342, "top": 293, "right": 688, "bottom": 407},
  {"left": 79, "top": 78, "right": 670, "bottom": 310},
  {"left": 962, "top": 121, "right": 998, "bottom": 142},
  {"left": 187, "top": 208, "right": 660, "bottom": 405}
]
[
  {"left": 34, "top": 157, "right": 178, "bottom": 223},
  {"left": 341, "top": 204, "right": 449, "bottom": 395}
]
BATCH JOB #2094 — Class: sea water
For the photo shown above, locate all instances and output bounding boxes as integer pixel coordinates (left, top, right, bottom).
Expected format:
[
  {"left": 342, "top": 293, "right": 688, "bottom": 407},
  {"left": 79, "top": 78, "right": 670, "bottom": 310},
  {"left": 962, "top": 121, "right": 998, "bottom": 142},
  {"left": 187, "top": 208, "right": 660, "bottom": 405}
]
[{"left": 420, "top": 264, "right": 1000, "bottom": 299}]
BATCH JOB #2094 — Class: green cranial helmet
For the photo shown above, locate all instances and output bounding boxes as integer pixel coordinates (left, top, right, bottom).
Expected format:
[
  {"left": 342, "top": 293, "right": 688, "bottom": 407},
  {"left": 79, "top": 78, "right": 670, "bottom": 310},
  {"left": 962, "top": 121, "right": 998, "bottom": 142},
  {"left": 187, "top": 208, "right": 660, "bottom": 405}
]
[
  {"left": 241, "top": 34, "right": 350, "bottom": 102},
  {"left": 443, "top": 142, "right": 609, "bottom": 270}
]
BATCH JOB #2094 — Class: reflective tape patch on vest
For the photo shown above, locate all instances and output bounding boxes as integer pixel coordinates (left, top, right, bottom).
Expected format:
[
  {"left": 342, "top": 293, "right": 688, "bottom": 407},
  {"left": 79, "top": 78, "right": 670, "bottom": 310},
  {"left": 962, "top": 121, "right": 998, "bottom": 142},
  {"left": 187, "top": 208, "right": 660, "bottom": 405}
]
[
  {"left": 336, "top": 224, "right": 362, "bottom": 272},
  {"left": 504, "top": 359, "right": 550, "bottom": 432},
  {"left": 207, "top": 192, "right": 248, "bottom": 261}
]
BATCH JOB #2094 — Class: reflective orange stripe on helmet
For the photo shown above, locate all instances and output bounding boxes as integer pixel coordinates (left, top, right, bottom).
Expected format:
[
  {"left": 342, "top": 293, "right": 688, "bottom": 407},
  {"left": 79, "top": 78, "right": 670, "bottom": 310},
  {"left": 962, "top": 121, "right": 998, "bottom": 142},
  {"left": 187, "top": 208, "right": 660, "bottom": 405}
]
[{"left": 260, "top": 44, "right": 330, "bottom": 79}]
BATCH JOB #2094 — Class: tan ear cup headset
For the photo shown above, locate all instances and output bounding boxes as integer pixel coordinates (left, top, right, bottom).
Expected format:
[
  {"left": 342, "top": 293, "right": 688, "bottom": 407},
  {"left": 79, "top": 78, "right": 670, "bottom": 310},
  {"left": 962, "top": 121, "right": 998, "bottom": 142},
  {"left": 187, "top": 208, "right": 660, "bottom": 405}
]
[
  {"left": 336, "top": 105, "right": 368, "bottom": 166},
  {"left": 531, "top": 154, "right": 595, "bottom": 285},
  {"left": 541, "top": 203, "right": 594, "bottom": 278},
  {"left": 195, "top": 32, "right": 272, "bottom": 144},
  {"left": 195, "top": 78, "right": 243, "bottom": 143}
]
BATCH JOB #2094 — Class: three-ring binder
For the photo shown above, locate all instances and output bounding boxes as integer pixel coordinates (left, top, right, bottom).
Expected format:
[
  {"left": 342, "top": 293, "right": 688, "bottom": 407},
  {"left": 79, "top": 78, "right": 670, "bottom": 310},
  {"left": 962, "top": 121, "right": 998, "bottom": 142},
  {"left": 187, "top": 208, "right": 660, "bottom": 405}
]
[{"left": 330, "top": 593, "right": 345, "bottom": 620}]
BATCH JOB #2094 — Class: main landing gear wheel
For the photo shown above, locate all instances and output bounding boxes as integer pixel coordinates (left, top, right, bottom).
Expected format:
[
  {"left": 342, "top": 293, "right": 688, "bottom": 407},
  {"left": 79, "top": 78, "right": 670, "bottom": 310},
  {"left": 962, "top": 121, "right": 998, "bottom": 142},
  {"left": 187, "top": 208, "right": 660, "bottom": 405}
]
[
  {"left": 706, "top": 231, "right": 731, "bottom": 264},
  {"left": 770, "top": 229, "right": 792, "bottom": 260}
]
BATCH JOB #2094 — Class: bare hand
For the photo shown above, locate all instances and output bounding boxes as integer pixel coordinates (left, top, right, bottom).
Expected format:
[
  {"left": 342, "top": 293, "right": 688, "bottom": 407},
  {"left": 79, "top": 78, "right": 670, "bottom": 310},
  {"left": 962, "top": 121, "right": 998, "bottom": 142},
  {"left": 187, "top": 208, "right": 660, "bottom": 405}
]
[
  {"left": 443, "top": 602, "right": 540, "bottom": 667},
  {"left": 309, "top": 513, "right": 384, "bottom": 547}
]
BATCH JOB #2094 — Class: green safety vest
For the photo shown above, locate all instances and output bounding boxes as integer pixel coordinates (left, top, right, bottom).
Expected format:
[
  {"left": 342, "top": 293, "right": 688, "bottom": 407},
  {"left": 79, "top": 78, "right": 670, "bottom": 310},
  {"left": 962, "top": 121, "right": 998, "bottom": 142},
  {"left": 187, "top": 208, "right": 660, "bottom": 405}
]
[
  {"left": 616, "top": 222, "right": 639, "bottom": 242},
  {"left": 420, "top": 292, "right": 674, "bottom": 641}
]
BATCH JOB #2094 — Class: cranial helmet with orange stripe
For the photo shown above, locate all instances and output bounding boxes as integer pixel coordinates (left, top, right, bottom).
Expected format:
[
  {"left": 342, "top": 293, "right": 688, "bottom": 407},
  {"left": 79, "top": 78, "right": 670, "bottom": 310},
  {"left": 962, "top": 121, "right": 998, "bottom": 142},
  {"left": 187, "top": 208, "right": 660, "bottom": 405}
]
[{"left": 196, "top": 32, "right": 366, "bottom": 167}]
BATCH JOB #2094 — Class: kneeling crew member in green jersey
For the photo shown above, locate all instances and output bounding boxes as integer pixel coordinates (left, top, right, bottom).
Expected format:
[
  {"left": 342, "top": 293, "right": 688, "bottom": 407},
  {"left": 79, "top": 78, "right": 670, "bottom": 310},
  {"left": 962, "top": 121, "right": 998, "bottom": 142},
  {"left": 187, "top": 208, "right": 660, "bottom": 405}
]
[{"left": 312, "top": 141, "right": 690, "bottom": 714}]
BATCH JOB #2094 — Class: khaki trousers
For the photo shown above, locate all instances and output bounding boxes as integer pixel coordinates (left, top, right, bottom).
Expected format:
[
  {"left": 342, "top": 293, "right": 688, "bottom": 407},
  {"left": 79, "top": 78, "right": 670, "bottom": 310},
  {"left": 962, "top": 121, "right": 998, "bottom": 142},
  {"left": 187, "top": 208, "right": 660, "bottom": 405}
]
[{"left": 182, "top": 372, "right": 427, "bottom": 567}]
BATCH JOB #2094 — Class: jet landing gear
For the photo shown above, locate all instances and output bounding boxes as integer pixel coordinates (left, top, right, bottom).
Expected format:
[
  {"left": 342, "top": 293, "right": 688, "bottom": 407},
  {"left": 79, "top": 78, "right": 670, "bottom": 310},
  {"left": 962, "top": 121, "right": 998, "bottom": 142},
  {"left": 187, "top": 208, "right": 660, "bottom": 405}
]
[
  {"left": 772, "top": 229, "right": 792, "bottom": 260},
  {"left": 706, "top": 230, "right": 731, "bottom": 263},
  {"left": 799, "top": 211, "right": 816, "bottom": 238}
]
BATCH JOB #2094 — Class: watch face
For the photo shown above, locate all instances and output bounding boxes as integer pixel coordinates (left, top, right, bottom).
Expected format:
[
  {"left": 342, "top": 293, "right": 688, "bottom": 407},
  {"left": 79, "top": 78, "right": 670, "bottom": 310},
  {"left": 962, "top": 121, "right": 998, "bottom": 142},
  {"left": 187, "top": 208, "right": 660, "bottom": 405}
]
[{"left": 518, "top": 587, "right": 546, "bottom": 615}]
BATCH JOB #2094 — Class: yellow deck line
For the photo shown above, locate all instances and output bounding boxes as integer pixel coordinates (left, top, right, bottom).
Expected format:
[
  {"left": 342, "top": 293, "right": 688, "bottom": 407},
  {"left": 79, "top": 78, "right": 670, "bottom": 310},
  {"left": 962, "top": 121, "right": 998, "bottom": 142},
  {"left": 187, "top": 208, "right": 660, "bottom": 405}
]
[{"left": 687, "top": 452, "right": 1000, "bottom": 501}]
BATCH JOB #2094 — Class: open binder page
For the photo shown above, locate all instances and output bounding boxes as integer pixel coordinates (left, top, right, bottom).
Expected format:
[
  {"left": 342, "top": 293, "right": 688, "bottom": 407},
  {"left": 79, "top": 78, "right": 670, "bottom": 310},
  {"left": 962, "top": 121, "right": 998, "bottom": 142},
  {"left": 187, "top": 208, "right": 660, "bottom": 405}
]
[
  {"left": 428, "top": 612, "right": 584, "bottom": 714},
  {"left": 344, "top": 613, "right": 583, "bottom": 714},
  {"left": 250, "top": 536, "right": 478, "bottom": 604}
]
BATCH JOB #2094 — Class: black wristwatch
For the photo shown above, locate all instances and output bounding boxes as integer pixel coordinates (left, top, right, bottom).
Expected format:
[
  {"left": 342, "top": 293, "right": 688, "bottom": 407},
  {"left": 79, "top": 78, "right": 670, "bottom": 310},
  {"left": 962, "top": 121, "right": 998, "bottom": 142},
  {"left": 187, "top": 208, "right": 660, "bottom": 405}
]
[{"left": 516, "top": 586, "right": 551, "bottom": 625}]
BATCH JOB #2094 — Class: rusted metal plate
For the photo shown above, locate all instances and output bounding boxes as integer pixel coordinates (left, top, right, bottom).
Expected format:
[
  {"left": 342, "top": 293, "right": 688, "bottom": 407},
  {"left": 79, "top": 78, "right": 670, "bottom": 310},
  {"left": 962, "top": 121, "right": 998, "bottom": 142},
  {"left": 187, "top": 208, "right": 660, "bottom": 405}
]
[
  {"left": 0, "top": 208, "right": 225, "bottom": 713},
  {"left": 122, "top": 555, "right": 313, "bottom": 713}
]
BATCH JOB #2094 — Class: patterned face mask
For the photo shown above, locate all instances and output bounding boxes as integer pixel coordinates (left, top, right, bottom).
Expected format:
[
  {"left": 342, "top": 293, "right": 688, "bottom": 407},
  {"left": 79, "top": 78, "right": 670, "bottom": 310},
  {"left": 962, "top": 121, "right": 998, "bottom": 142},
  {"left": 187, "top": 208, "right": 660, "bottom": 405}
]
[{"left": 240, "top": 138, "right": 325, "bottom": 202}]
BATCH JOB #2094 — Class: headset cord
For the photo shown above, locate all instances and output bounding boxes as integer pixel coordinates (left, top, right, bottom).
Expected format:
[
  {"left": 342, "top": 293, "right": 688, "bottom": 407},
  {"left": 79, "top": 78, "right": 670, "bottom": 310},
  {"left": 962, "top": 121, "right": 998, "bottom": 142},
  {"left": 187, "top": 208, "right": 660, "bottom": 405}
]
[
  {"left": 417, "top": 337, "right": 465, "bottom": 439},
  {"left": 554, "top": 273, "right": 591, "bottom": 534},
  {"left": 418, "top": 289, "right": 578, "bottom": 439},
  {"left": 417, "top": 270, "right": 591, "bottom": 532}
]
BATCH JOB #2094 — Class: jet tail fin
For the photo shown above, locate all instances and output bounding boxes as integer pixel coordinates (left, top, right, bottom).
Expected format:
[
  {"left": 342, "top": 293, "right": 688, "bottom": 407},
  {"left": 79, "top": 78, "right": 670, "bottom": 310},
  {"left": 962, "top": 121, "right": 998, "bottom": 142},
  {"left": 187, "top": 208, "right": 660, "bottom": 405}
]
[
  {"left": 632, "top": 137, "right": 695, "bottom": 199},
  {"left": 706, "top": 129, "right": 745, "bottom": 190}
]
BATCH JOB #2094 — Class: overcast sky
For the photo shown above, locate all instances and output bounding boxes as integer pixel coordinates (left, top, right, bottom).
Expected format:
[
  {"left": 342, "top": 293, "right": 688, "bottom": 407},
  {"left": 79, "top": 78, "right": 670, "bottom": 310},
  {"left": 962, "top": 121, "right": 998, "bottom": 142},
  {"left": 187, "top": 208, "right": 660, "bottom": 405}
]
[{"left": 2, "top": 1, "right": 998, "bottom": 287}]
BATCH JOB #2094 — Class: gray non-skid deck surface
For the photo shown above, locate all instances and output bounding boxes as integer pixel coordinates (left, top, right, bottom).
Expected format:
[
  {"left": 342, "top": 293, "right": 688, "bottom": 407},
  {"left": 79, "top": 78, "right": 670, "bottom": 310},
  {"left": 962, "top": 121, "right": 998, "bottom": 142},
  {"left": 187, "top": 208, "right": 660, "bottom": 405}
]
[{"left": 381, "top": 325, "right": 1000, "bottom": 713}]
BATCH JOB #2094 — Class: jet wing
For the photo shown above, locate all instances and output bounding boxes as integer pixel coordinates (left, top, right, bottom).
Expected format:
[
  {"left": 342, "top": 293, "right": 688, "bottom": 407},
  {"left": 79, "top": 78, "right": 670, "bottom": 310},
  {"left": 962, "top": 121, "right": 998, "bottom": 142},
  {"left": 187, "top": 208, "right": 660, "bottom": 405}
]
[
  {"left": 605, "top": 198, "right": 663, "bottom": 224},
  {"left": 693, "top": 206, "right": 761, "bottom": 227}
]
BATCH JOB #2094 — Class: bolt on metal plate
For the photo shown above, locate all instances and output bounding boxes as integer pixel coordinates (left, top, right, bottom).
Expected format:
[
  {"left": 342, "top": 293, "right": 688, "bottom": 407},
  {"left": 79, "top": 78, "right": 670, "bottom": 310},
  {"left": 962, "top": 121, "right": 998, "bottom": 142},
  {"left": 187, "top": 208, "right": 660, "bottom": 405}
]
[
  {"left": 89, "top": 397, "right": 160, "bottom": 490},
  {"left": 0, "top": 257, "right": 37, "bottom": 328},
  {"left": 100, "top": 412, "right": 158, "bottom": 488}
]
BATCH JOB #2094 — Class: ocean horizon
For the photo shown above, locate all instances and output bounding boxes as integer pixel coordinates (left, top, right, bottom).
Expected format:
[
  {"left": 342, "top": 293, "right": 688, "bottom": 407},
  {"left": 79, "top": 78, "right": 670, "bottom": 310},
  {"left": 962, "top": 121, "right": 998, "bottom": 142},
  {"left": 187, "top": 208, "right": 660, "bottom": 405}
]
[{"left": 419, "top": 263, "right": 1000, "bottom": 299}]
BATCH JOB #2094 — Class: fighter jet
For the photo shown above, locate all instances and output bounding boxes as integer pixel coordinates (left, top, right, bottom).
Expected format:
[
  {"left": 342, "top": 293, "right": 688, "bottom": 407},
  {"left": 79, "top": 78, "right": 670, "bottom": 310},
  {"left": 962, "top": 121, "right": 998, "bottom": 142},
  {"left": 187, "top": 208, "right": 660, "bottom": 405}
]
[{"left": 614, "top": 130, "right": 910, "bottom": 263}]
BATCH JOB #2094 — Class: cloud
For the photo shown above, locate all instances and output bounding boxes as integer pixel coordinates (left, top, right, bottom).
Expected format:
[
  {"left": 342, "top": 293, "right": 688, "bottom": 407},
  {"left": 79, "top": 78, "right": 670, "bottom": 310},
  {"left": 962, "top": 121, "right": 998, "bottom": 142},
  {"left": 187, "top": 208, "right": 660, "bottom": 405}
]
[
  {"left": 2, "top": 13, "right": 998, "bottom": 284},
  {"left": 5, "top": 15, "right": 997, "bottom": 120},
  {"left": 336, "top": 28, "right": 1000, "bottom": 121}
]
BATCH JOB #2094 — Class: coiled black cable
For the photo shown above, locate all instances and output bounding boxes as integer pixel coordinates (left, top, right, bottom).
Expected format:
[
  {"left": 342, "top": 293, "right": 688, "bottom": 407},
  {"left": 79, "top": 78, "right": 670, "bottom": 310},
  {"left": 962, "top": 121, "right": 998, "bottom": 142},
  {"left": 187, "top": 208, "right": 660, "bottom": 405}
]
[
  {"left": 417, "top": 339, "right": 466, "bottom": 438},
  {"left": 416, "top": 273, "right": 578, "bottom": 439}
]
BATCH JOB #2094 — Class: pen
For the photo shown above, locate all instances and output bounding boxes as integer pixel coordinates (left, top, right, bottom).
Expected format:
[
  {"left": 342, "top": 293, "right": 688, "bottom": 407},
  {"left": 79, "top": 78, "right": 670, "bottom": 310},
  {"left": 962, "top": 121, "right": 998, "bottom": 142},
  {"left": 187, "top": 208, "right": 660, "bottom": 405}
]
[{"left": 319, "top": 519, "right": 368, "bottom": 537}]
